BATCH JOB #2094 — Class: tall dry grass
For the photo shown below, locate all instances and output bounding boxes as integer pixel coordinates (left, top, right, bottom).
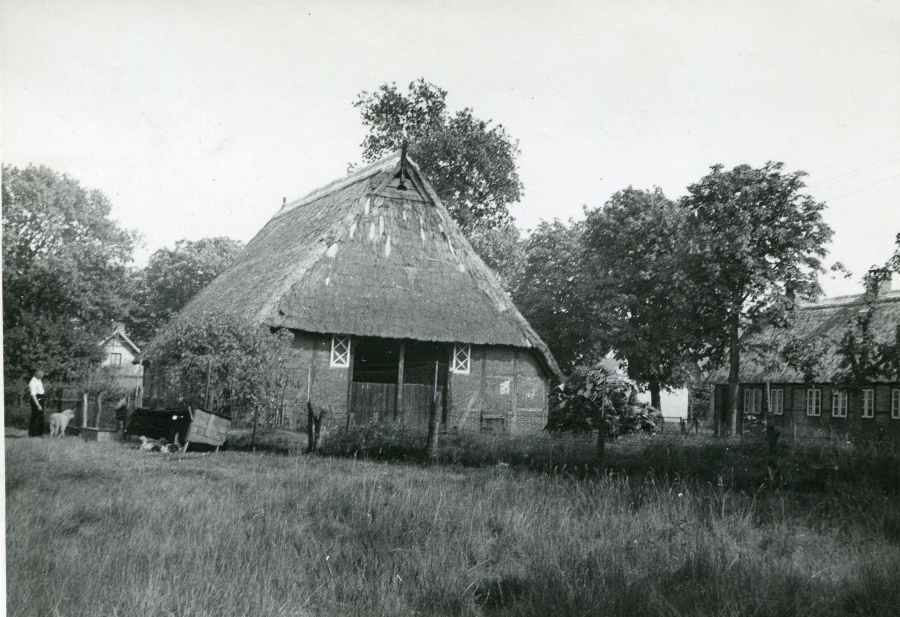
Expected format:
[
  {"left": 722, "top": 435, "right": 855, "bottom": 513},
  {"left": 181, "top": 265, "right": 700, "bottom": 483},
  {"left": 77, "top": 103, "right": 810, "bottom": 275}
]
[{"left": 6, "top": 435, "right": 900, "bottom": 616}]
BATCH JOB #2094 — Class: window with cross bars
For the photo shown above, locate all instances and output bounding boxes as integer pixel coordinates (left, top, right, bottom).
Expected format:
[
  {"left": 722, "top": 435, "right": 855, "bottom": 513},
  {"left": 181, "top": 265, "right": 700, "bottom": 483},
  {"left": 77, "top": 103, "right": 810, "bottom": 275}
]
[
  {"left": 451, "top": 344, "right": 471, "bottom": 374},
  {"left": 771, "top": 389, "right": 783, "bottom": 416},
  {"left": 862, "top": 389, "right": 875, "bottom": 418},
  {"left": 832, "top": 390, "right": 848, "bottom": 418},
  {"left": 806, "top": 389, "right": 821, "bottom": 417},
  {"left": 330, "top": 335, "right": 350, "bottom": 368}
]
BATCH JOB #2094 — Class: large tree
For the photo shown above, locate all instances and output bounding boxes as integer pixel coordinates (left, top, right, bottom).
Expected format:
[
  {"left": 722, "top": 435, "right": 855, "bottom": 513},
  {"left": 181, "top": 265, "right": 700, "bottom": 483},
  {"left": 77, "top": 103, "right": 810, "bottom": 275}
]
[
  {"left": 682, "top": 162, "right": 833, "bottom": 435},
  {"left": 354, "top": 79, "right": 524, "bottom": 284},
  {"left": 581, "top": 187, "right": 692, "bottom": 410},
  {"left": 2, "top": 165, "right": 137, "bottom": 383},
  {"left": 466, "top": 219, "right": 524, "bottom": 293},
  {"left": 129, "top": 237, "right": 244, "bottom": 344},
  {"left": 513, "top": 219, "right": 595, "bottom": 370}
]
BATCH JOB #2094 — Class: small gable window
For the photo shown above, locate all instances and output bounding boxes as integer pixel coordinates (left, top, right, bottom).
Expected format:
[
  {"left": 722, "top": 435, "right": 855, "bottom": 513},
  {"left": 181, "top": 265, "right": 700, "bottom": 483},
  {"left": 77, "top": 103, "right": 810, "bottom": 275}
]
[
  {"left": 743, "top": 389, "right": 761, "bottom": 415},
  {"left": 330, "top": 335, "right": 351, "bottom": 368},
  {"left": 451, "top": 344, "right": 471, "bottom": 374},
  {"left": 862, "top": 389, "right": 875, "bottom": 418},
  {"left": 832, "top": 391, "right": 848, "bottom": 418},
  {"left": 806, "top": 389, "right": 821, "bottom": 417},
  {"left": 892, "top": 390, "right": 900, "bottom": 420},
  {"left": 108, "top": 353, "right": 122, "bottom": 367},
  {"left": 770, "top": 389, "right": 783, "bottom": 416}
]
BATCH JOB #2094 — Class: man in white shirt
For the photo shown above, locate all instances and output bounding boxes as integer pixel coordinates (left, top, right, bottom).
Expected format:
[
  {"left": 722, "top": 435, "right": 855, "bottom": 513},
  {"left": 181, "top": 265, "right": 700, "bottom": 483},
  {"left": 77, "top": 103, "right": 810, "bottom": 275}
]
[{"left": 28, "top": 368, "right": 45, "bottom": 437}]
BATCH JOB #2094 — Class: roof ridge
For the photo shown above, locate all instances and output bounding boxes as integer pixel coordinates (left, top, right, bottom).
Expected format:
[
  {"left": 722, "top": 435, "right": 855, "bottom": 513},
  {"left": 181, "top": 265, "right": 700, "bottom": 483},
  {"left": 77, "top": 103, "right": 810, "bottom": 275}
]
[
  {"left": 405, "top": 158, "right": 562, "bottom": 378},
  {"left": 799, "top": 289, "right": 900, "bottom": 310},
  {"left": 272, "top": 154, "right": 400, "bottom": 221}
]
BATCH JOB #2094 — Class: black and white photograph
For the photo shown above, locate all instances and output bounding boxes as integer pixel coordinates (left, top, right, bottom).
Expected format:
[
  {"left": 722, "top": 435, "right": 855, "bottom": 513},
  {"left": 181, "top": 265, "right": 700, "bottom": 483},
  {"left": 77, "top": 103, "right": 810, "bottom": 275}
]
[{"left": 2, "top": 1, "right": 899, "bottom": 615}]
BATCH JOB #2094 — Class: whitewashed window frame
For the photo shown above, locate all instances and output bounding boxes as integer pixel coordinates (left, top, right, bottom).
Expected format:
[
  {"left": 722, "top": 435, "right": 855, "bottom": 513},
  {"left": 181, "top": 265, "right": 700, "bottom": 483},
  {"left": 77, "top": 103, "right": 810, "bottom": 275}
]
[
  {"left": 771, "top": 389, "right": 784, "bottom": 416},
  {"left": 451, "top": 344, "right": 471, "bottom": 375},
  {"left": 806, "top": 389, "right": 821, "bottom": 417},
  {"left": 892, "top": 389, "right": 900, "bottom": 420},
  {"left": 862, "top": 389, "right": 875, "bottom": 419},
  {"left": 832, "top": 390, "right": 848, "bottom": 418},
  {"left": 330, "top": 335, "right": 351, "bottom": 368},
  {"left": 743, "top": 389, "right": 761, "bottom": 415}
]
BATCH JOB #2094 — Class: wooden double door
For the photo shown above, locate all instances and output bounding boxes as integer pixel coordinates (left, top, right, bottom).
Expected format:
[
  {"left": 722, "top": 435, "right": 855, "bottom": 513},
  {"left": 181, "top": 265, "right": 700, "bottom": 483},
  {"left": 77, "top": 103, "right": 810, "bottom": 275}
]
[{"left": 349, "top": 337, "right": 449, "bottom": 429}]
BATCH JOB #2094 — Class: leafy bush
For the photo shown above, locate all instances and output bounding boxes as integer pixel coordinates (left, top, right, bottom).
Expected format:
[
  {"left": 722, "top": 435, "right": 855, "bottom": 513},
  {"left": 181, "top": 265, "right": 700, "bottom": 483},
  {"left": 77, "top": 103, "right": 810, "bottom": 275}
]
[
  {"left": 547, "top": 363, "right": 661, "bottom": 438},
  {"left": 143, "top": 310, "right": 299, "bottom": 426}
]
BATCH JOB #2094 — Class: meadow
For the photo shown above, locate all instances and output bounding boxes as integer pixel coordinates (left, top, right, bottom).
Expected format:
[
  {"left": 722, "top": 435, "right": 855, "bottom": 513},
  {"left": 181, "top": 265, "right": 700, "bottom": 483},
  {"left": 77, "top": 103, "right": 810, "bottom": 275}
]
[{"left": 6, "top": 431, "right": 900, "bottom": 617}]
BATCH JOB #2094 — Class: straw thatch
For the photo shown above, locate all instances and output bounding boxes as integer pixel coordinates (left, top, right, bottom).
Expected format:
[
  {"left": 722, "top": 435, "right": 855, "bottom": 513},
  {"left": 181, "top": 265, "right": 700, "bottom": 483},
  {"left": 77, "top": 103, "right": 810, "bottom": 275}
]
[
  {"left": 178, "top": 152, "right": 562, "bottom": 379},
  {"left": 709, "top": 289, "right": 900, "bottom": 383}
]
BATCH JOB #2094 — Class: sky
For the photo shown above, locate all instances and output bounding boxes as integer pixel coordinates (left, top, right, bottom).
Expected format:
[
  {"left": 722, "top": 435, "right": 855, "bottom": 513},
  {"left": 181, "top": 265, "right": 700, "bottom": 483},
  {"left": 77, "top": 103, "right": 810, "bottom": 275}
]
[{"left": 3, "top": 0, "right": 899, "bottom": 298}]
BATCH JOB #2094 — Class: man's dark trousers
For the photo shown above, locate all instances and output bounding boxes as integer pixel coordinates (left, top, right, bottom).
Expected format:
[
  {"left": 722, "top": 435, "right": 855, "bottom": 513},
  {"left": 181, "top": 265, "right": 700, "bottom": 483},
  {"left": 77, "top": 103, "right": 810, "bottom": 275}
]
[{"left": 29, "top": 395, "right": 44, "bottom": 437}]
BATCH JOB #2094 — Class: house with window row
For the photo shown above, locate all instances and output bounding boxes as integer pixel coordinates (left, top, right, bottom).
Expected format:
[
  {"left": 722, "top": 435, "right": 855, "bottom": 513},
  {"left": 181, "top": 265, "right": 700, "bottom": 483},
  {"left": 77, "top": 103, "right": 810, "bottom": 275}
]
[
  {"left": 709, "top": 282, "right": 900, "bottom": 439},
  {"left": 151, "top": 151, "right": 562, "bottom": 433}
]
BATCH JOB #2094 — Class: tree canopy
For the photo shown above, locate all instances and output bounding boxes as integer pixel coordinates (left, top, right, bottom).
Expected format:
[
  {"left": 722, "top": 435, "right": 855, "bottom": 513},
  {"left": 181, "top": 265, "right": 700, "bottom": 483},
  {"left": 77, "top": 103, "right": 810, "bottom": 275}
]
[
  {"left": 581, "top": 187, "right": 693, "bottom": 409},
  {"left": 355, "top": 79, "right": 523, "bottom": 234},
  {"left": 513, "top": 219, "right": 594, "bottom": 370},
  {"left": 2, "top": 165, "right": 137, "bottom": 383},
  {"left": 681, "top": 162, "right": 833, "bottom": 434},
  {"left": 129, "top": 237, "right": 244, "bottom": 344}
]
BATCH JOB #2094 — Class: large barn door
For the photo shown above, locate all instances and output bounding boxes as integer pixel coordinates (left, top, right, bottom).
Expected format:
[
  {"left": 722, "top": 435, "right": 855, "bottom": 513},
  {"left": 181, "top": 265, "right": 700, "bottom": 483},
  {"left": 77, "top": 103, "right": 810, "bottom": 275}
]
[{"left": 349, "top": 337, "right": 448, "bottom": 431}]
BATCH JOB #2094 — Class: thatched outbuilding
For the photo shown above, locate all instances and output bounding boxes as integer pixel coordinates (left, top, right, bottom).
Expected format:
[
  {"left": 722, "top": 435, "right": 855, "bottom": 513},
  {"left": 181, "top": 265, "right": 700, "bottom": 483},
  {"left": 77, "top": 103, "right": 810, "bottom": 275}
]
[
  {"left": 163, "top": 151, "right": 561, "bottom": 433},
  {"left": 708, "top": 284, "right": 900, "bottom": 439}
]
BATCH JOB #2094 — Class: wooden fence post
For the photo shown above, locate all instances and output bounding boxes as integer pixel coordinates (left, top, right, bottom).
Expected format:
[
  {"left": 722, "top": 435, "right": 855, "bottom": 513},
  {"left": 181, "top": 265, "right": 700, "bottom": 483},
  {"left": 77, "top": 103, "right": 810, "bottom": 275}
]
[
  {"left": 204, "top": 356, "right": 212, "bottom": 410},
  {"left": 596, "top": 378, "right": 607, "bottom": 466},
  {"left": 82, "top": 392, "right": 89, "bottom": 429},
  {"left": 426, "top": 361, "right": 440, "bottom": 461}
]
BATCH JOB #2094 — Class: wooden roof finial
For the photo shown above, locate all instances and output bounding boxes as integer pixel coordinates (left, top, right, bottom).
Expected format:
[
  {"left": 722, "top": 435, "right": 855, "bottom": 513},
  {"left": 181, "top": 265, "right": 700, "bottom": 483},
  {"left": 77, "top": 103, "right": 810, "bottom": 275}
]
[{"left": 398, "top": 140, "right": 409, "bottom": 191}]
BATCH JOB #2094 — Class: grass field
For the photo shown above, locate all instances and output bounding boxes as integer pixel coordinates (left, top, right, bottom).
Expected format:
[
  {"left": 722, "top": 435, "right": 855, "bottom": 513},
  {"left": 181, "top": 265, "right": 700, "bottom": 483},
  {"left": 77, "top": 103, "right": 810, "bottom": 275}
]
[{"left": 6, "top": 432, "right": 900, "bottom": 617}]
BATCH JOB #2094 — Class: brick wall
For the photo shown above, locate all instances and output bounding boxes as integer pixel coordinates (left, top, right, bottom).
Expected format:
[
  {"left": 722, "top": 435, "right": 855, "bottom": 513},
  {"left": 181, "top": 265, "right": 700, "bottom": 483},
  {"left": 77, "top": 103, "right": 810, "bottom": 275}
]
[
  {"left": 448, "top": 345, "right": 549, "bottom": 436},
  {"left": 286, "top": 330, "right": 350, "bottom": 431},
  {"left": 284, "top": 334, "right": 551, "bottom": 436},
  {"left": 713, "top": 382, "right": 900, "bottom": 440}
]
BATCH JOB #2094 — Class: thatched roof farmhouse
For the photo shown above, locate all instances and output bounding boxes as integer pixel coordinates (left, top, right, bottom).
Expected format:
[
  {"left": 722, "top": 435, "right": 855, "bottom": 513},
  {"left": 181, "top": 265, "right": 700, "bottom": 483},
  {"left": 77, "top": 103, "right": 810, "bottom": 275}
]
[
  {"left": 709, "top": 284, "right": 900, "bottom": 438},
  {"left": 162, "top": 151, "right": 562, "bottom": 434}
]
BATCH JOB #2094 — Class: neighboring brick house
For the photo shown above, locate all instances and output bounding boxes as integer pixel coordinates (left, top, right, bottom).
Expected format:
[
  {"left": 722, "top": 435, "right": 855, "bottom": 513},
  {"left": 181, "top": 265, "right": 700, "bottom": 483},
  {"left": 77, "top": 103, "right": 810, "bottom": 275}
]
[
  {"left": 146, "top": 151, "right": 561, "bottom": 434},
  {"left": 709, "top": 283, "right": 900, "bottom": 439},
  {"left": 99, "top": 322, "right": 144, "bottom": 405}
]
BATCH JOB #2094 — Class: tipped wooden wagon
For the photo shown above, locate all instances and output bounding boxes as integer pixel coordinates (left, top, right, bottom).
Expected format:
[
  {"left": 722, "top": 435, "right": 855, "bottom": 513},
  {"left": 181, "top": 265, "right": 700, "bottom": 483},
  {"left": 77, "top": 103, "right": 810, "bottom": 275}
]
[
  {"left": 184, "top": 408, "right": 231, "bottom": 452},
  {"left": 125, "top": 407, "right": 231, "bottom": 451}
]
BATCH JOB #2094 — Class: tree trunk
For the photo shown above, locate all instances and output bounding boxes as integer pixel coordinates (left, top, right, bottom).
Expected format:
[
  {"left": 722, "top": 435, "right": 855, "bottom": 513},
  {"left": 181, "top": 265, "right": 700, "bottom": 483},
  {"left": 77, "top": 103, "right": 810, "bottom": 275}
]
[
  {"left": 649, "top": 381, "right": 661, "bottom": 412},
  {"left": 597, "top": 386, "right": 606, "bottom": 467},
  {"left": 728, "top": 308, "right": 741, "bottom": 436}
]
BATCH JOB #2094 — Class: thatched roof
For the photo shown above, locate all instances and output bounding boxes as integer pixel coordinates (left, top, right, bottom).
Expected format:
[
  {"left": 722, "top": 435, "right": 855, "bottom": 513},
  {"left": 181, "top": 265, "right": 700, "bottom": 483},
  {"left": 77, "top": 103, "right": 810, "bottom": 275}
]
[
  {"left": 177, "top": 152, "right": 562, "bottom": 379},
  {"left": 709, "top": 288, "right": 900, "bottom": 383}
]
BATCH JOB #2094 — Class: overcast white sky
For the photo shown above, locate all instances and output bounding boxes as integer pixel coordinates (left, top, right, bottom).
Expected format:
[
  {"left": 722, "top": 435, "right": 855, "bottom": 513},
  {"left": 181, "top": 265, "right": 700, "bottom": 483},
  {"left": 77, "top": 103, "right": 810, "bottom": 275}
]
[{"left": 3, "top": 0, "right": 899, "bottom": 297}]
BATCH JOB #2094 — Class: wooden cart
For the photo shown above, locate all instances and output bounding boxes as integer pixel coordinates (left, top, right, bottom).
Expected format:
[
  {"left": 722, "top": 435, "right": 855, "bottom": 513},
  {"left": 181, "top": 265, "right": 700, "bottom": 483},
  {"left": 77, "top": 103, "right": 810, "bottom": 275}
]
[{"left": 184, "top": 408, "right": 231, "bottom": 452}]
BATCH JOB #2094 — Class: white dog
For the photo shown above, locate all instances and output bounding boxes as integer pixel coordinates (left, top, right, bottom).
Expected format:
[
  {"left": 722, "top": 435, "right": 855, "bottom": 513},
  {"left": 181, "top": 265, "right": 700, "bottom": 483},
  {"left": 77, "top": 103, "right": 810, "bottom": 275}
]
[{"left": 49, "top": 409, "right": 76, "bottom": 437}]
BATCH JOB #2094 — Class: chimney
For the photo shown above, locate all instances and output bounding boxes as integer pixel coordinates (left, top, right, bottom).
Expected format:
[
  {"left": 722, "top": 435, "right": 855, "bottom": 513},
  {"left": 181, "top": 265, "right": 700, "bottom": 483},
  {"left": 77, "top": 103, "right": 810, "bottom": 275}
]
[{"left": 113, "top": 322, "right": 126, "bottom": 335}]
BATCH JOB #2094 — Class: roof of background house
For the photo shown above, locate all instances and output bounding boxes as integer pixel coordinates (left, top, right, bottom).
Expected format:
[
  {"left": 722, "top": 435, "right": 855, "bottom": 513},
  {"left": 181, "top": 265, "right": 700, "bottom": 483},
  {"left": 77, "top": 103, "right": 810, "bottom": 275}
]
[
  {"left": 174, "top": 152, "right": 562, "bottom": 379},
  {"left": 99, "top": 322, "right": 140, "bottom": 354},
  {"left": 709, "top": 286, "right": 900, "bottom": 384}
]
